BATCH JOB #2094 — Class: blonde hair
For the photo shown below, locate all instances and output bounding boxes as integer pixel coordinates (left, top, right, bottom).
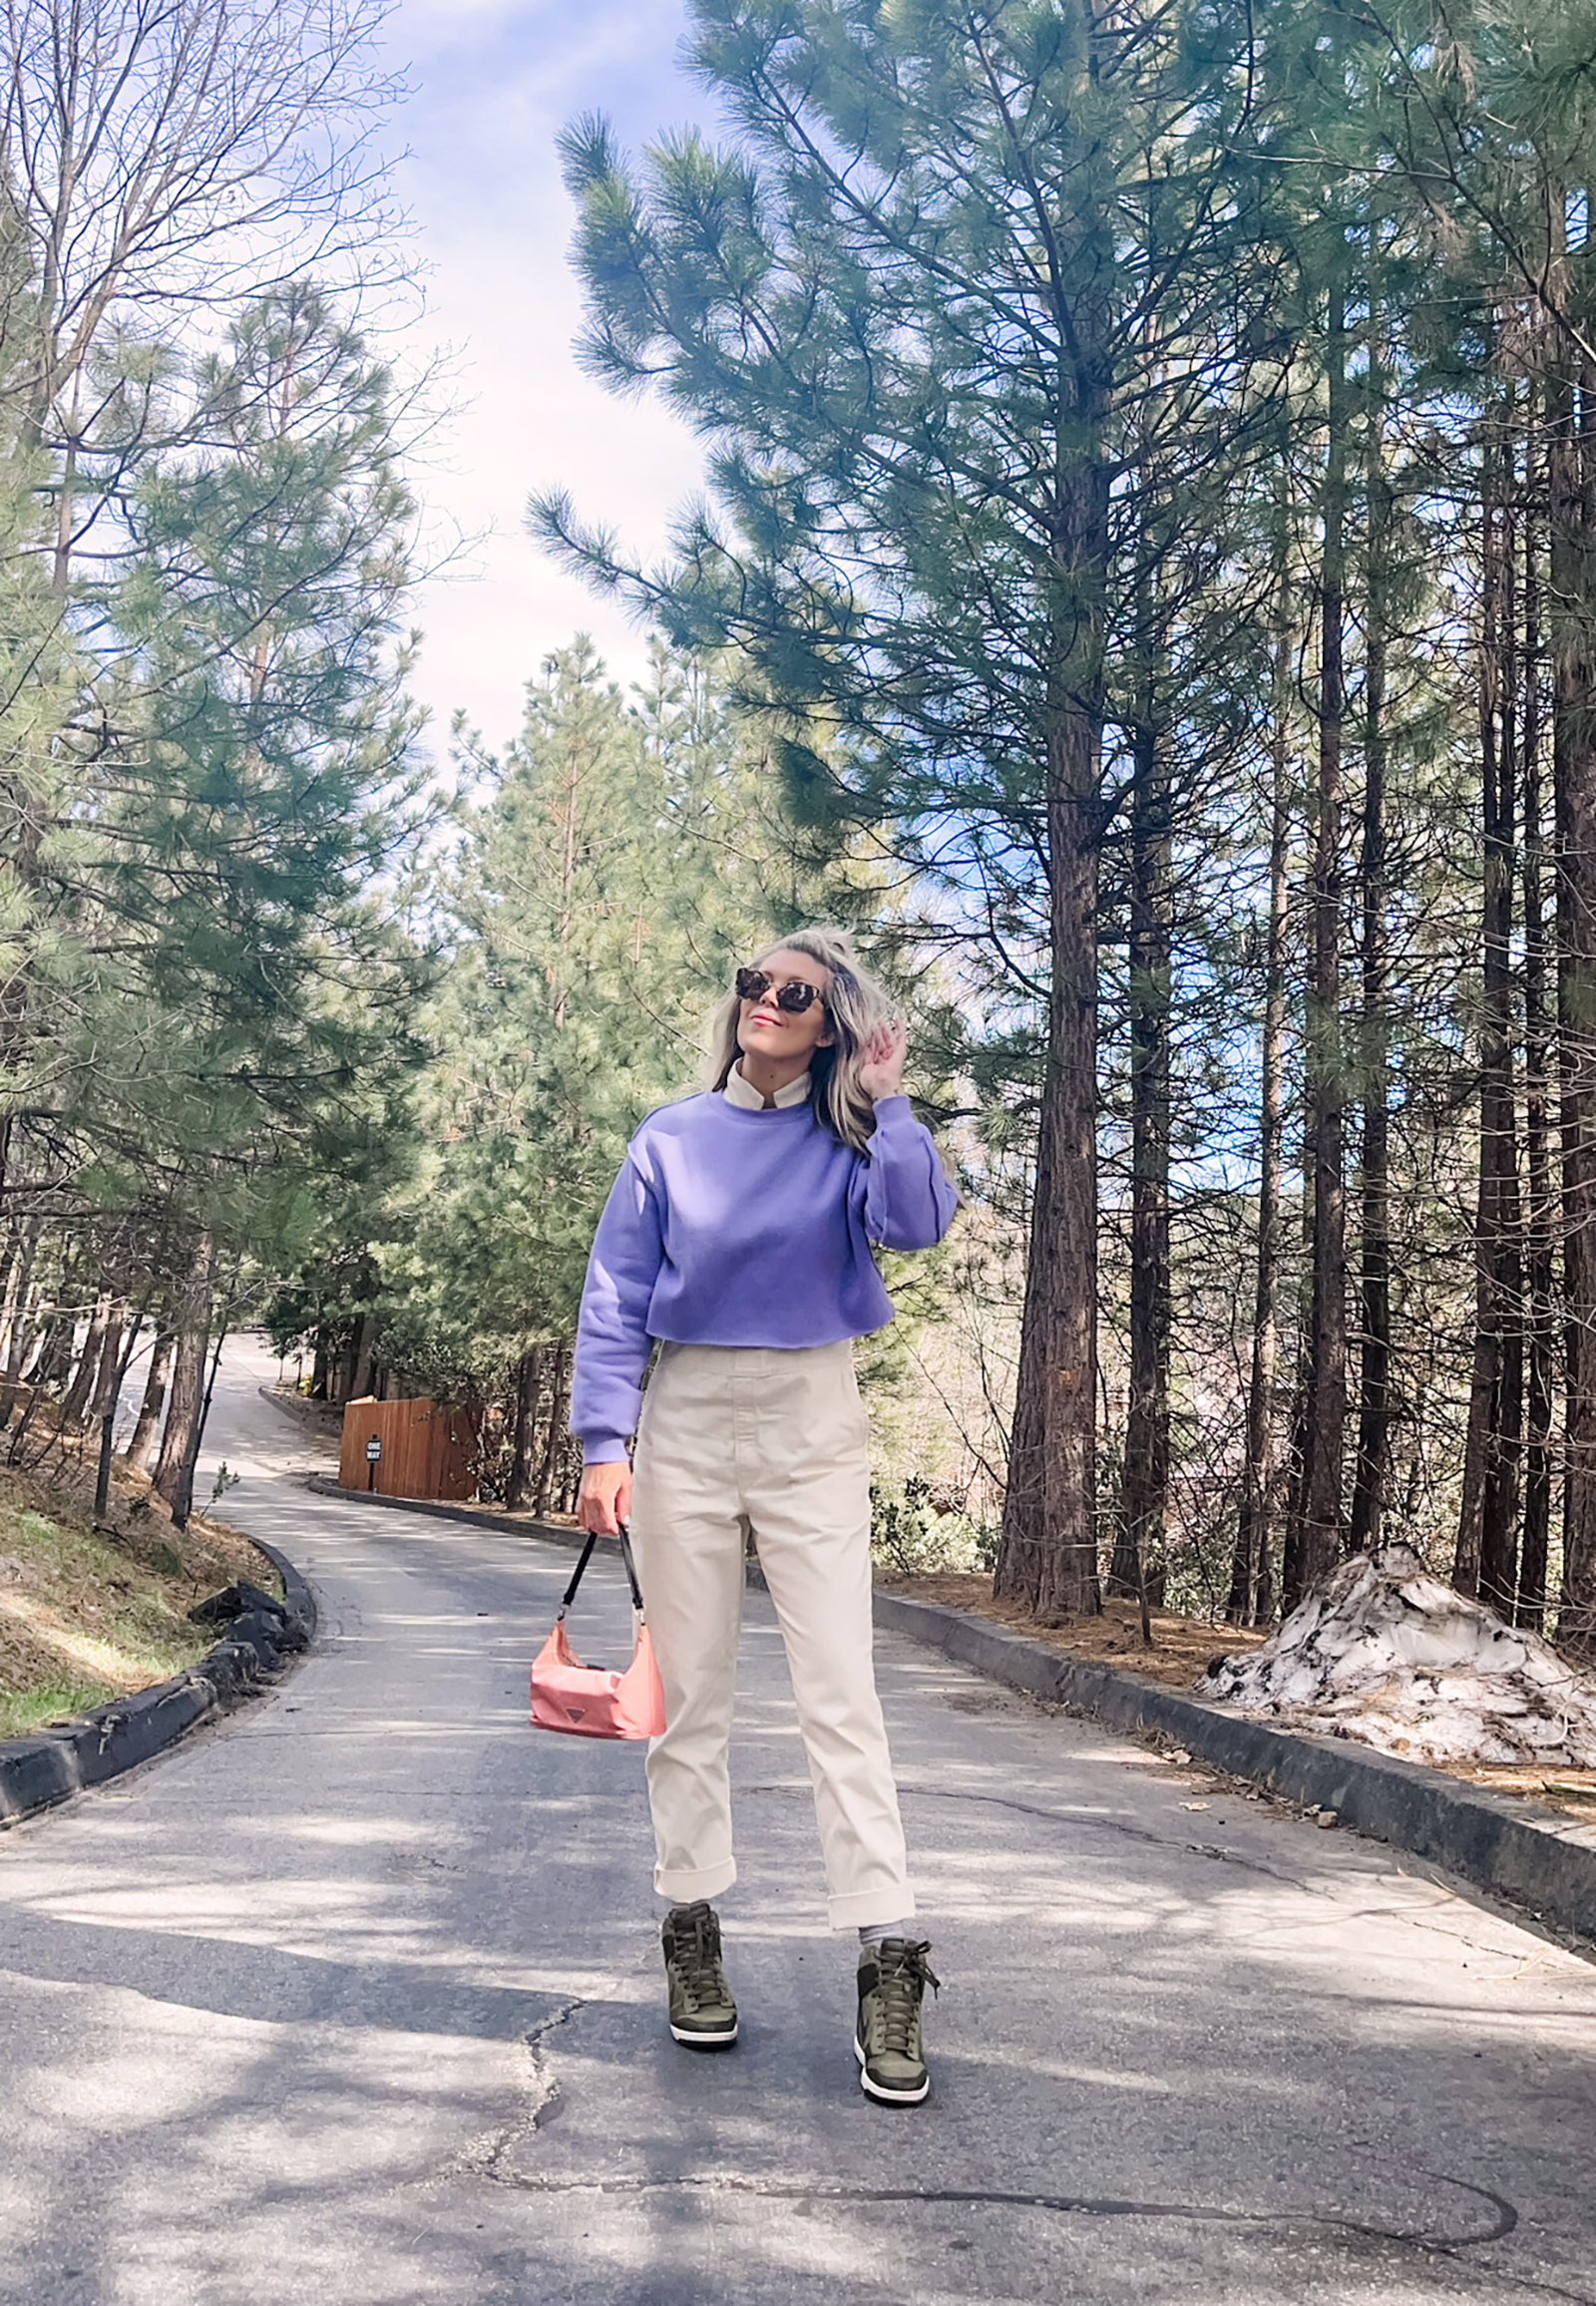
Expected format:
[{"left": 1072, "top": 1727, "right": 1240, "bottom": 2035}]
[{"left": 708, "top": 926, "right": 890, "bottom": 1153}]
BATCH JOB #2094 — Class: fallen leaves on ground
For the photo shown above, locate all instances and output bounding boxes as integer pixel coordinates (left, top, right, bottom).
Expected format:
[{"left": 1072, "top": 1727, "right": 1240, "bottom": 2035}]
[{"left": 877, "top": 1576, "right": 1264, "bottom": 1690}]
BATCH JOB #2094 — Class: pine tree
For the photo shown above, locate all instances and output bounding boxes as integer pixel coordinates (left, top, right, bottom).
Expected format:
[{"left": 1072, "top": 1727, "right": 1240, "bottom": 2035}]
[
  {"left": 535, "top": 0, "right": 1284, "bottom": 1614},
  {"left": 374, "top": 638, "right": 857, "bottom": 1410}
]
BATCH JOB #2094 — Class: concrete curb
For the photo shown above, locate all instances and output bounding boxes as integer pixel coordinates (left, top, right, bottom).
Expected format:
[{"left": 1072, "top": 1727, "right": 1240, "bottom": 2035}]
[
  {"left": 255, "top": 1382, "right": 343, "bottom": 1441},
  {"left": 0, "top": 1535, "right": 316, "bottom": 1830},
  {"left": 873, "top": 1590, "right": 1596, "bottom": 1946},
  {"left": 302, "top": 1471, "right": 615, "bottom": 1557}
]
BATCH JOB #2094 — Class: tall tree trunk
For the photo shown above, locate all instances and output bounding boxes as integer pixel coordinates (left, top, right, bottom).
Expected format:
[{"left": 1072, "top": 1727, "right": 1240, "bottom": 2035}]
[
  {"left": 1484, "top": 428, "right": 1526, "bottom": 1613},
  {"left": 506, "top": 1346, "right": 543, "bottom": 1510},
  {"left": 1350, "top": 281, "right": 1393, "bottom": 1553},
  {"left": 349, "top": 1312, "right": 377, "bottom": 1402},
  {"left": 90, "top": 1305, "right": 128, "bottom": 1421},
  {"left": 1280, "top": 1088, "right": 1318, "bottom": 1611},
  {"left": 129, "top": 1331, "right": 176, "bottom": 1471},
  {"left": 0, "top": 1233, "right": 16, "bottom": 1430},
  {"left": 154, "top": 1232, "right": 216, "bottom": 1525},
  {"left": 997, "top": 728, "right": 1104, "bottom": 1617},
  {"left": 1112, "top": 716, "right": 1171, "bottom": 1603},
  {"left": 26, "top": 1279, "right": 78, "bottom": 1395},
  {"left": 0, "top": 1219, "right": 39, "bottom": 1422},
  {"left": 61, "top": 1288, "right": 111, "bottom": 1428},
  {"left": 997, "top": 440, "right": 1109, "bottom": 1619},
  {"left": 1289, "top": 268, "right": 1350, "bottom": 1609},
  {"left": 536, "top": 1341, "right": 572, "bottom": 1517},
  {"left": 0, "top": 1235, "right": 16, "bottom": 1364},
  {"left": 1551, "top": 225, "right": 1596, "bottom": 1660},
  {"left": 1521, "top": 437, "right": 1555, "bottom": 1634},
  {"left": 1457, "top": 419, "right": 1525, "bottom": 1611},
  {"left": 1229, "top": 557, "right": 1293, "bottom": 1624}
]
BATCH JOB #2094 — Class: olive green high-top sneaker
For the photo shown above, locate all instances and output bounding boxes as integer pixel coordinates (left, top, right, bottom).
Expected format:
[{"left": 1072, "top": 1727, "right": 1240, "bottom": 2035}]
[
  {"left": 661, "top": 1901, "right": 738, "bottom": 2048},
  {"left": 855, "top": 1938, "right": 940, "bottom": 2104}
]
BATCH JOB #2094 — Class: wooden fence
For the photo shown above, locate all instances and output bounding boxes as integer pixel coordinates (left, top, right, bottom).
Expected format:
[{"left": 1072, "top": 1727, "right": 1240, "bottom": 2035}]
[{"left": 338, "top": 1395, "right": 480, "bottom": 1501}]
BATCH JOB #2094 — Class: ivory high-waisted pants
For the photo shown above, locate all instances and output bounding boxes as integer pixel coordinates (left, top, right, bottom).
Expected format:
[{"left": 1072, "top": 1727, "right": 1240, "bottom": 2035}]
[{"left": 627, "top": 1339, "right": 914, "bottom": 1929}]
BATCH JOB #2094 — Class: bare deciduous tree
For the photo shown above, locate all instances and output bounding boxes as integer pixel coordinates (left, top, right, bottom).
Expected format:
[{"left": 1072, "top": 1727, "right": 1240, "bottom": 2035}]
[{"left": 0, "top": 0, "right": 408, "bottom": 583}]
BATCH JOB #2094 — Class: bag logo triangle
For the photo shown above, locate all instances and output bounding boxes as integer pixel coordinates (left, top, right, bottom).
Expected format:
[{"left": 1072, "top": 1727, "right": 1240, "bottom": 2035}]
[{"left": 565, "top": 1707, "right": 587, "bottom": 1722}]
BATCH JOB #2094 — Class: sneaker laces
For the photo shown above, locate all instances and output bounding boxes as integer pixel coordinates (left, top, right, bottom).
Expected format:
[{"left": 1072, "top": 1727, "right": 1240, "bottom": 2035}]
[
  {"left": 870, "top": 1940, "right": 940, "bottom": 2055},
  {"left": 670, "top": 1905, "right": 726, "bottom": 2009}
]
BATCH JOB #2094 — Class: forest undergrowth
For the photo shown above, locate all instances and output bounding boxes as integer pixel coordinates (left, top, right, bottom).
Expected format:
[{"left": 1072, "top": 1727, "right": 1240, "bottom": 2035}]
[{"left": 0, "top": 1438, "right": 271, "bottom": 1739}]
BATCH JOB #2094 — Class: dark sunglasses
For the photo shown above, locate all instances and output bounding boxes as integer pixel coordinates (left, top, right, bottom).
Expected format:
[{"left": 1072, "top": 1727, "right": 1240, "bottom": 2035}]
[{"left": 735, "top": 965, "right": 825, "bottom": 1015}]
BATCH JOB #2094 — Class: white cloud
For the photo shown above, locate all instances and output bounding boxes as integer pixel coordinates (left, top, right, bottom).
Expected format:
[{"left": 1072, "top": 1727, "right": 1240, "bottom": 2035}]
[{"left": 376, "top": 1, "right": 711, "bottom": 761}]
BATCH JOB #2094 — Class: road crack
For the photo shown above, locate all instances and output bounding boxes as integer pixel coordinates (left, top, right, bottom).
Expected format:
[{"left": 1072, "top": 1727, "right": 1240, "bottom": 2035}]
[
  {"left": 457, "top": 2165, "right": 1554, "bottom": 2280},
  {"left": 435, "top": 1997, "right": 585, "bottom": 2185},
  {"left": 892, "top": 1780, "right": 1322, "bottom": 1892}
]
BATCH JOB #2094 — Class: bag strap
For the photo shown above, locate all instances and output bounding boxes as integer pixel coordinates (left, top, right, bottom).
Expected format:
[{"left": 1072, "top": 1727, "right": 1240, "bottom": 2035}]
[
  {"left": 557, "top": 1522, "right": 645, "bottom": 1619},
  {"left": 556, "top": 1532, "right": 599, "bottom": 1616}
]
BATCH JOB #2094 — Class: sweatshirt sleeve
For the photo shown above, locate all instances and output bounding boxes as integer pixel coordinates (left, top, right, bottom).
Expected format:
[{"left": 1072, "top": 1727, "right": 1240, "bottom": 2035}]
[
  {"left": 570, "top": 1146, "right": 665, "bottom": 1463},
  {"left": 861, "top": 1095, "right": 959, "bottom": 1251}
]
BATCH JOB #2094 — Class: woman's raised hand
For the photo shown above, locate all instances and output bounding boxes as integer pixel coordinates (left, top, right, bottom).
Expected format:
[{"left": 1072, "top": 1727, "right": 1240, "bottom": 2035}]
[
  {"left": 857, "top": 1015, "right": 908, "bottom": 1103},
  {"left": 577, "top": 1459, "right": 632, "bottom": 1534}
]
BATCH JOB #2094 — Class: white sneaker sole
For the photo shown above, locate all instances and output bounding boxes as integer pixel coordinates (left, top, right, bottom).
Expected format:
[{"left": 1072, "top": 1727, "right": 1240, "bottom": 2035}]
[
  {"left": 854, "top": 2033, "right": 931, "bottom": 2104},
  {"left": 671, "top": 2020, "right": 738, "bottom": 2048}
]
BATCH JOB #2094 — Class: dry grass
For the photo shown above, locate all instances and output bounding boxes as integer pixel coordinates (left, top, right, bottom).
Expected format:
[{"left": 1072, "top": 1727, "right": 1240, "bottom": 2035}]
[
  {"left": 0, "top": 1445, "right": 272, "bottom": 1739},
  {"left": 1405, "top": 1759, "right": 1596, "bottom": 1817}
]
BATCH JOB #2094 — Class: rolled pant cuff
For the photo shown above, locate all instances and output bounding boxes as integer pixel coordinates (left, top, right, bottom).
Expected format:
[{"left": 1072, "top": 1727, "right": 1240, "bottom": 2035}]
[
  {"left": 655, "top": 1856, "right": 737, "bottom": 1905},
  {"left": 827, "top": 1884, "right": 916, "bottom": 1931}
]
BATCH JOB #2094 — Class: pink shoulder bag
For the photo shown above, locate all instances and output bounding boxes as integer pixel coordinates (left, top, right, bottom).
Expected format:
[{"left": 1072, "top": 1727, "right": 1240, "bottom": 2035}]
[{"left": 529, "top": 1524, "right": 666, "bottom": 1740}]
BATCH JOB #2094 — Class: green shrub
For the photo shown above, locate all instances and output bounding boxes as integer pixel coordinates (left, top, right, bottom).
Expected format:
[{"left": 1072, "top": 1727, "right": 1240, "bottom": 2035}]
[{"left": 870, "top": 1475, "right": 998, "bottom": 1577}]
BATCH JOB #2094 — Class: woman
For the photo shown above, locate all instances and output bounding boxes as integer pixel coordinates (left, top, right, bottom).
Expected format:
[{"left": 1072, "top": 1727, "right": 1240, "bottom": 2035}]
[{"left": 572, "top": 927, "right": 958, "bottom": 2104}]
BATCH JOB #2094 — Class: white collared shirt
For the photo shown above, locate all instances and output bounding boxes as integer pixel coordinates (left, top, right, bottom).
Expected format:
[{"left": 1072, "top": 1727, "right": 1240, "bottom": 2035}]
[{"left": 722, "top": 1063, "right": 812, "bottom": 1111}]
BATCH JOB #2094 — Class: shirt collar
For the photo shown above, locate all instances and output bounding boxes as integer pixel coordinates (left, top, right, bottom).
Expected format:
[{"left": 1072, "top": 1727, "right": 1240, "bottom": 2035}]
[{"left": 723, "top": 1063, "right": 811, "bottom": 1111}]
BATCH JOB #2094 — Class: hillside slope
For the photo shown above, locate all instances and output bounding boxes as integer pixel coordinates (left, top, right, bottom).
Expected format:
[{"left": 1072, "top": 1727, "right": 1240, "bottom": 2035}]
[{"left": 0, "top": 1452, "right": 274, "bottom": 1738}]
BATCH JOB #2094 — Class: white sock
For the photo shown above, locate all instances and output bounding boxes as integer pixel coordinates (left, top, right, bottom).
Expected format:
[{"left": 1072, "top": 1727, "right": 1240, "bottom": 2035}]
[{"left": 858, "top": 1919, "right": 915, "bottom": 1949}]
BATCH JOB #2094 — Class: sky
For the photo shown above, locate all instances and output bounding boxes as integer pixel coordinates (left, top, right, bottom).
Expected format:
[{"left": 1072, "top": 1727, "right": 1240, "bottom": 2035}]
[{"left": 370, "top": 1, "right": 713, "bottom": 763}]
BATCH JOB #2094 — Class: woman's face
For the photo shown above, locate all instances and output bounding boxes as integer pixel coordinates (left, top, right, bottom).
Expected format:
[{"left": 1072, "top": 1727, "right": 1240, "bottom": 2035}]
[{"left": 736, "top": 947, "right": 835, "bottom": 1067}]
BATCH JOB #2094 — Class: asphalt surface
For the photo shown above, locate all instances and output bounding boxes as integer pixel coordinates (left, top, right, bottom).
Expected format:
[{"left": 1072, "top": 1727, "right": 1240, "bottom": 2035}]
[{"left": 2, "top": 1336, "right": 1594, "bottom": 2306}]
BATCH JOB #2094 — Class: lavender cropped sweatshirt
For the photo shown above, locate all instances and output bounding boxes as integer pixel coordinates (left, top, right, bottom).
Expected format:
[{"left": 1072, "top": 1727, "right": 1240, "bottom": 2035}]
[{"left": 571, "top": 1088, "right": 959, "bottom": 1463}]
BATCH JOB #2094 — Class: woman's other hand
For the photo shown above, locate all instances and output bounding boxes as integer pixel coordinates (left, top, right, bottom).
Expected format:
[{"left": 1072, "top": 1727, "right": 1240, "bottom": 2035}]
[
  {"left": 857, "top": 1015, "right": 908, "bottom": 1103},
  {"left": 577, "top": 1459, "right": 632, "bottom": 1533}
]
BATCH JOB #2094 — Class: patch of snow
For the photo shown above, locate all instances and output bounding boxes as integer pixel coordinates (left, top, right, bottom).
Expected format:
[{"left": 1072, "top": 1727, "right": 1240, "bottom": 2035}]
[{"left": 1202, "top": 1542, "right": 1596, "bottom": 1767}]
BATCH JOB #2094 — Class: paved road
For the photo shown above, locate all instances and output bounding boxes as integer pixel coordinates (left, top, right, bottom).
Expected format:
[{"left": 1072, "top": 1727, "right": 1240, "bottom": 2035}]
[{"left": 2, "top": 1338, "right": 1594, "bottom": 2305}]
